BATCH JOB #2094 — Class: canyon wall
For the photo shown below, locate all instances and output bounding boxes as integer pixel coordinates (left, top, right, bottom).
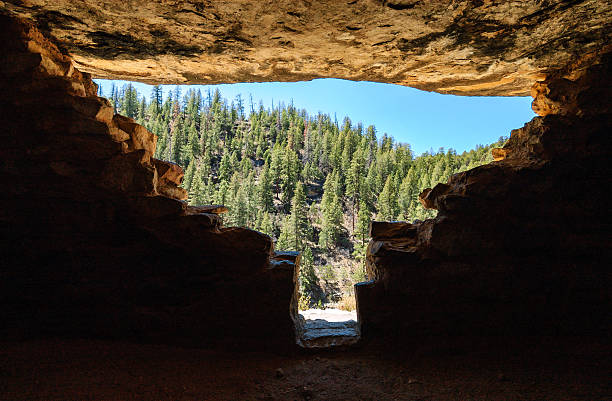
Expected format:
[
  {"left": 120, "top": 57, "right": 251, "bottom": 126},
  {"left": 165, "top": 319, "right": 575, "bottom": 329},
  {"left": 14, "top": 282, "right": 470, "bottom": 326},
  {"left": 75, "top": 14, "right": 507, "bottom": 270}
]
[{"left": 0, "top": 15, "right": 298, "bottom": 350}]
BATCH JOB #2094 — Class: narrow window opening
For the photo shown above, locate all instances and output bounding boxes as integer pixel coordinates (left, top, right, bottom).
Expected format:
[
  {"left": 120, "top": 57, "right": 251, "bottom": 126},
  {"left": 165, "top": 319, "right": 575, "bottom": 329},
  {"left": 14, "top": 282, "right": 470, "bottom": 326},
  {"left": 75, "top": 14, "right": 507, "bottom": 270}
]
[{"left": 294, "top": 246, "right": 362, "bottom": 348}]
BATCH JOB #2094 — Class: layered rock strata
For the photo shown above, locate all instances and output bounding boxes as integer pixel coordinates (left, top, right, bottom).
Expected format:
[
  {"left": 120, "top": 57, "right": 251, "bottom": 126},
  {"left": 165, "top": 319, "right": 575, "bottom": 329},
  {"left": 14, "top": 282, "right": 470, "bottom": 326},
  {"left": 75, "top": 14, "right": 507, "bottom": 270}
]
[
  {"left": 358, "top": 54, "right": 612, "bottom": 338},
  {"left": 3, "top": 0, "right": 612, "bottom": 96},
  {"left": 0, "top": 15, "right": 297, "bottom": 350}
]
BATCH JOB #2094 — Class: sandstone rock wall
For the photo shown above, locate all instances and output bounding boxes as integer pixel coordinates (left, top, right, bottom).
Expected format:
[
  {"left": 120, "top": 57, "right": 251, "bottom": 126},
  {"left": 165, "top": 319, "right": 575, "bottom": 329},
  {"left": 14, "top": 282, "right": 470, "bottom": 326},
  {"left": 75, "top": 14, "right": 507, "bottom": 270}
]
[
  {"left": 3, "top": 0, "right": 612, "bottom": 96},
  {"left": 358, "top": 53, "right": 612, "bottom": 339},
  {"left": 0, "top": 15, "right": 298, "bottom": 350}
]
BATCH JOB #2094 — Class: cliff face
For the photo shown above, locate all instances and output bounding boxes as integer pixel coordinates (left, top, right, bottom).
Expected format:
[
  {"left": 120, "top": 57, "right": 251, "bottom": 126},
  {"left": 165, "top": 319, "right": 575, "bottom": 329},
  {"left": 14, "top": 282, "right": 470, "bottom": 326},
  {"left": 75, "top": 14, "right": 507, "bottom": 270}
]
[
  {"left": 0, "top": 15, "right": 298, "bottom": 349},
  {"left": 3, "top": 0, "right": 612, "bottom": 95}
]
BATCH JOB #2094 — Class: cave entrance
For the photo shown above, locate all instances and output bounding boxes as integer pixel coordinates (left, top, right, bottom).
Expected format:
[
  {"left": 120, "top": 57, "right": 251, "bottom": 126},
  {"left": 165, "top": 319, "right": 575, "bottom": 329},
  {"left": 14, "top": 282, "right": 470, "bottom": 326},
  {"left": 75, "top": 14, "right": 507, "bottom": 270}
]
[{"left": 94, "top": 78, "right": 534, "bottom": 349}]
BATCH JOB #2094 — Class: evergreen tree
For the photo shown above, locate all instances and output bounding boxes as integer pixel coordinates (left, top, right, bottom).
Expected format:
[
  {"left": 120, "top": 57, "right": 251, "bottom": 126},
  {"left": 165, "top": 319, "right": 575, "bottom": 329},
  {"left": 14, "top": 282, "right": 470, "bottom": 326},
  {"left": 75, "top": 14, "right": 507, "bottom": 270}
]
[
  {"left": 183, "top": 159, "right": 196, "bottom": 192},
  {"left": 289, "top": 182, "right": 310, "bottom": 250},
  {"left": 346, "top": 147, "right": 365, "bottom": 231},
  {"left": 119, "top": 83, "right": 139, "bottom": 119},
  {"left": 319, "top": 193, "right": 343, "bottom": 250},
  {"left": 259, "top": 211, "right": 275, "bottom": 238},
  {"left": 151, "top": 85, "right": 163, "bottom": 113},
  {"left": 298, "top": 247, "right": 320, "bottom": 303},
  {"left": 377, "top": 175, "right": 397, "bottom": 221},
  {"left": 276, "top": 215, "right": 292, "bottom": 250},
  {"left": 189, "top": 171, "right": 206, "bottom": 206},
  {"left": 257, "top": 164, "right": 274, "bottom": 212},
  {"left": 229, "top": 184, "right": 248, "bottom": 227},
  {"left": 356, "top": 200, "right": 371, "bottom": 246}
]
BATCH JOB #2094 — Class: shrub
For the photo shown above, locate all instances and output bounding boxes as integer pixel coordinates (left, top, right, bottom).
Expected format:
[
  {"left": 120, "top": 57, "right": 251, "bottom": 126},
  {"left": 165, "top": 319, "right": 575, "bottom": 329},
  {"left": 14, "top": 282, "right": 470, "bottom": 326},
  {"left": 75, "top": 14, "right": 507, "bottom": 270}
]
[
  {"left": 338, "top": 294, "right": 356, "bottom": 311},
  {"left": 298, "top": 294, "right": 311, "bottom": 311}
]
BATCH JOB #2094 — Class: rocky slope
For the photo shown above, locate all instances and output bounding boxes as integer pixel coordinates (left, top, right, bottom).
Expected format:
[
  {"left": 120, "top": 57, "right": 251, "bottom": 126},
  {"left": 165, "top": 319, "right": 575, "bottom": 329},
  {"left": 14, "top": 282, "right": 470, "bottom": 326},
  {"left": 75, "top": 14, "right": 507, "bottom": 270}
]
[{"left": 2, "top": 0, "right": 612, "bottom": 95}]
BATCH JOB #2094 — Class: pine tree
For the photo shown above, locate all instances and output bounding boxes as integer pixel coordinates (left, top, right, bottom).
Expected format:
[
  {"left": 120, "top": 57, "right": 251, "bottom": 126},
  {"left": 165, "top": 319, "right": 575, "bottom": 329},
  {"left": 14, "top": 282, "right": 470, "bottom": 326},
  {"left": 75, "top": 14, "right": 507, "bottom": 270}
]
[
  {"left": 269, "top": 144, "right": 283, "bottom": 200},
  {"left": 356, "top": 200, "right": 371, "bottom": 245},
  {"left": 377, "top": 175, "right": 396, "bottom": 221},
  {"left": 257, "top": 164, "right": 274, "bottom": 212},
  {"left": 229, "top": 184, "right": 248, "bottom": 227},
  {"left": 189, "top": 172, "right": 205, "bottom": 206},
  {"left": 319, "top": 193, "right": 343, "bottom": 250},
  {"left": 298, "top": 247, "right": 319, "bottom": 302},
  {"left": 183, "top": 159, "right": 196, "bottom": 192},
  {"left": 137, "top": 96, "right": 146, "bottom": 124},
  {"left": 119, "top": 83, "right": 139, "bottom": 119},
  {"left": 151, "top": 85, "right": 163, "bottom": 113},
  {"left": 346, "top": 147, "right": 365, "bottom": 231},
  {"left": 276, "top": 182, "right": 309, "bottom": 251},
  {"left": 290, "top": 182, "right": 310, "bottom": 249},
  {"left": 281, "top": 145, "right": 300, "bottom": 207},
  {"left": 218, "top": 152, "right": 231, "bottom": 183},
  {"left": 276, "top": 215, "right": 292, "bottom": 250},
  {"left": 259, "top": 211, "right": 275, "bottom": 238}
]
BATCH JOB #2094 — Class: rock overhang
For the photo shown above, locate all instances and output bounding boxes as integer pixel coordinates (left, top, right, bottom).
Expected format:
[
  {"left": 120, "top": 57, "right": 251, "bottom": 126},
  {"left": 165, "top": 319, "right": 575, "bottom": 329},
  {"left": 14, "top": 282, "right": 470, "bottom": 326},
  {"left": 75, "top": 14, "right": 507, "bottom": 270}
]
[{"left": 3, "top": 0, "right": 611, "bottom": 96}]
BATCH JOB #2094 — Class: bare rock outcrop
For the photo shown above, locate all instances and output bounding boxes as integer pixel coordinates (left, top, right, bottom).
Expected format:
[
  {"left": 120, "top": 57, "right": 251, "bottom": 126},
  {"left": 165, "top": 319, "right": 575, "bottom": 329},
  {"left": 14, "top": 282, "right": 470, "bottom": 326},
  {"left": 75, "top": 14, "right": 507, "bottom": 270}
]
[
  {"left": 0, "top": 15, "right": 296, "bottom": 350},
  {"left": 3, "top": 1, "right": 612, "bottom": 96}
]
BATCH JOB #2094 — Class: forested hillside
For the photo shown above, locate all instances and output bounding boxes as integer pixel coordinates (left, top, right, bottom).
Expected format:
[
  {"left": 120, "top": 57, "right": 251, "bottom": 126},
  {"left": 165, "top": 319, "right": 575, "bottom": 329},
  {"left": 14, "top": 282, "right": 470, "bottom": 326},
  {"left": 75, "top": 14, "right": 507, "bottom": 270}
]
[{"left": 105, "top": 83, "right": 506, "bottom": 309}]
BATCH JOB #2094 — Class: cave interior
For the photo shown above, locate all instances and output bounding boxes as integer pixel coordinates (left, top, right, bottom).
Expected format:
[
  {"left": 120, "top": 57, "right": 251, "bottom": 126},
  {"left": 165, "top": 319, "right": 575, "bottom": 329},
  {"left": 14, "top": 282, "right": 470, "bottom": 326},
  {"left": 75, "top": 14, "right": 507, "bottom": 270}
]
[{"left": 0, "top": 1, "right": 611, "bottom": 399}]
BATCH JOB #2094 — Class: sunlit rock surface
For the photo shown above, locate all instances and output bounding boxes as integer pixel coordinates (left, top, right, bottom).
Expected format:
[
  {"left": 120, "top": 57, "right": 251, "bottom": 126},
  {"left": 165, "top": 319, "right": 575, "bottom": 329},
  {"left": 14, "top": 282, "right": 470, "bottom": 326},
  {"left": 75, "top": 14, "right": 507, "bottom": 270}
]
[
  {"left": 299, "top": 309, "right": 360, "bottom": 348},
  {"left": 3, "top": 0, "right": 612, "bottom": 95}
]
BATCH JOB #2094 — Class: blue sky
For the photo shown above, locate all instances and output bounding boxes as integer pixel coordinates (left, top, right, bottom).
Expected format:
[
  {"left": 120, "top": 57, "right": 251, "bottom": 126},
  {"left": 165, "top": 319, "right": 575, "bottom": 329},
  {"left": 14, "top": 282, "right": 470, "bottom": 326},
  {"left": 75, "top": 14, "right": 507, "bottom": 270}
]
[{"left": 95, "top": 78, "right": 535, "bottom": 156}]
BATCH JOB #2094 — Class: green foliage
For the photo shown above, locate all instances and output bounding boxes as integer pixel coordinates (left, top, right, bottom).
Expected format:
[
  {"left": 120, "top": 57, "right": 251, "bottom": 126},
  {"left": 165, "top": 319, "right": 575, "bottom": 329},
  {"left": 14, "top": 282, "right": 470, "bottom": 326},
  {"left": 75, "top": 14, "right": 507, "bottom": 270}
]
[
  {"left": 279, "top": 182, "right": 310, "bottom": 250},
  {"left": 356, "top": 200, "right": 371, "bottom": 245},
  {"left": 377, "top": 175, "right": 397, "bottom": 221},
  {"left": 351, "top": 262, "right": 367, "bottom": 283},
  {"left": 119, "top": 83, "right": 139, "bottom": 119},
  {"left": 107, "top": 84, "right": 506, "bottom": 308},
  {"left": 298, "top": 293, "right": 312, "bottom": 311},
  {"left": 298, "top": 247, "right": 322, "bottom": 306}
]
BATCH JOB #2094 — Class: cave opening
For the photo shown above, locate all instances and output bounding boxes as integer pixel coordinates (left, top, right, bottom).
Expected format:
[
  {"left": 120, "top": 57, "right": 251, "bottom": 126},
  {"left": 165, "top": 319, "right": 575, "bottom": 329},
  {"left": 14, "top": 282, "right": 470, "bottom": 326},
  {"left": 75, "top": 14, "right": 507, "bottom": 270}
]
[
  {"left": 93, "top": 78, "right": 535, "bottom": 349},
  {"left": 1, "top": 4, "right": 611, "bottom": 399}
]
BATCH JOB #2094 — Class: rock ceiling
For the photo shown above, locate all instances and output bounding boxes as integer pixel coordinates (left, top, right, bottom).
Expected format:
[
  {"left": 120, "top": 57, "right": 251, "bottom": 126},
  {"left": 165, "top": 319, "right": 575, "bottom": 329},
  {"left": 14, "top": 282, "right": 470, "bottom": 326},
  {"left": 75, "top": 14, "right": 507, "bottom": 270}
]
[{"left": 3, "top": 0, "right": 611, "bottom": 96}]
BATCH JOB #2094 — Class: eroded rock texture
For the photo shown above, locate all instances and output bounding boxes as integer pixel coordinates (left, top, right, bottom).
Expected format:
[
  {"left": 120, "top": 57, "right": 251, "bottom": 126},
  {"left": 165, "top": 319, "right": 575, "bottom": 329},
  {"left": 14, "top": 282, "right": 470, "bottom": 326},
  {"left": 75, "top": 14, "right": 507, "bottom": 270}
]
[
  {"left": 360, "top": 54, "right": 612, "bottom": 338},
  {"left": 3, "top": 0, "right": 612, "bottom": 95},
  {"left": 0, "top": 15, "right": 297, "bottom": 350},
  {"left": 1, "top": 3, "right": 611, "bottom": 351}
]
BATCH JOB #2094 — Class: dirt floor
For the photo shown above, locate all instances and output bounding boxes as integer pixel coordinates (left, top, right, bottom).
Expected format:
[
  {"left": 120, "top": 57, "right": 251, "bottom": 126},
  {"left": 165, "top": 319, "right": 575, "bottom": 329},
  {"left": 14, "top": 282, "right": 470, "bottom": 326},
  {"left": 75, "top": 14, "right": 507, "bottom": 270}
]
[{"left": 1, "top": 337, "right": 610, "bottom": 400}]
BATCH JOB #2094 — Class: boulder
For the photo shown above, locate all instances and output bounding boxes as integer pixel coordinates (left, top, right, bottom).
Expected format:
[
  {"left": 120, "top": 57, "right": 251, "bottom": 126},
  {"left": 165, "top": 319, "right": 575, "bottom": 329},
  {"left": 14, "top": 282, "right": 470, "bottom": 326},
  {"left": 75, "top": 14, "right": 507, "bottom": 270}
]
[
  {"left": 369, "top": 221, "right": 417, "bottom": 240},
  {"left": 113, "top": 114, "right": 157, "bottom": 155},
  {"left": 153, "top": 159, "right": 188, "bottom": 200}
]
